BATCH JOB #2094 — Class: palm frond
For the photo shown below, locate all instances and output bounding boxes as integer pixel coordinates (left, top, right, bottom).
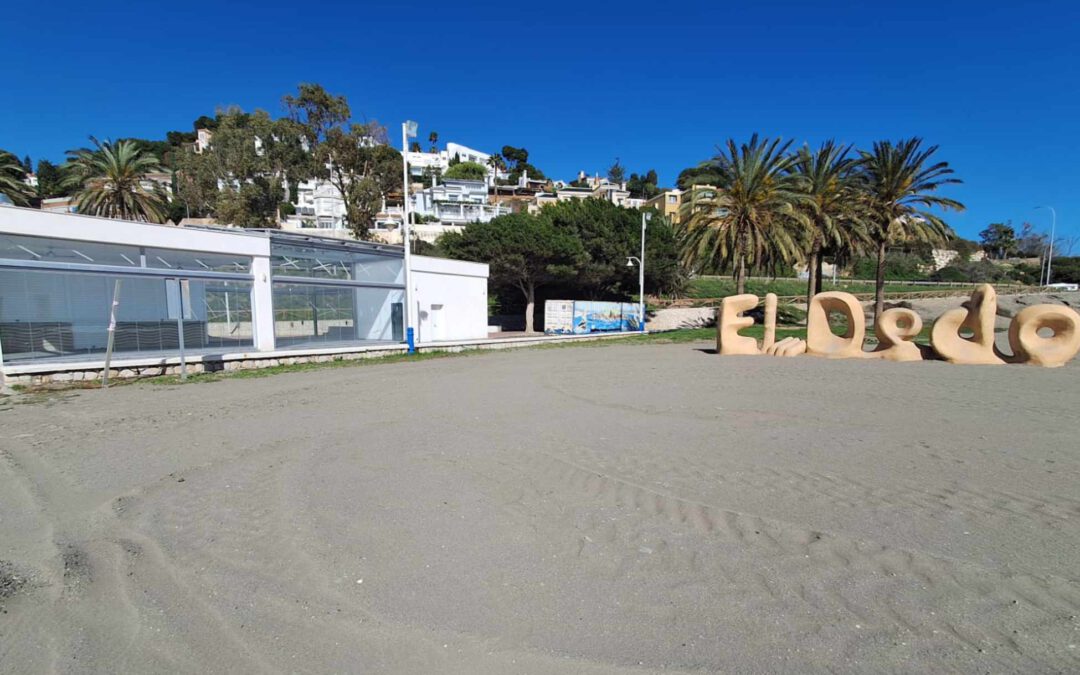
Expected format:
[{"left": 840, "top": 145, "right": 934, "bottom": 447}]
[
  {"left": 62, "top": 138, "right": 168, "bottom": 223},
  {"left": 0, "top": 151, "right": 34, "bottom": 206},
  {"left": 678, "top": 135, "right": 810, "bottom": 279}
]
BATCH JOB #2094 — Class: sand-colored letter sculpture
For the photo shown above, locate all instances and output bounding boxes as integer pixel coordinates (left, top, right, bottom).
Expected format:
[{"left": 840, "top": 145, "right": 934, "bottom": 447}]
[
  {"left": 805, "top": 292, "right": 867, "bottom": 359},
  {"left": 930, "top": 284, "right": 1005, "bottom": 365},
  {"left": 872, "top": 308, "right": 924, "bottom": 362},
  {"left": 1007, "top": 305, "right": 1080, "bottom": 368},
  {"left": 716, "top": 293, "right": 805, "bottom": 357},
  {"left": 930, "top": 283, "right": 1080, "bottom": 367},
  {"left": 715, "top": 283, "right": 1080, "bottom": 367}
]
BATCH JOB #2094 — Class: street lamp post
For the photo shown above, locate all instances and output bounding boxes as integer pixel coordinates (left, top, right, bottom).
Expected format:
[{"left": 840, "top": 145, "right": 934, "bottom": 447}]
[
  {"left": 626, "top": 211, "right": 652, "bottom": 333},
  {"left": 402, "top": 120, "right": 418, "bottom": 351},
  {"left": 1036, "top": 205, "right": 1056, "bottom": 286}
]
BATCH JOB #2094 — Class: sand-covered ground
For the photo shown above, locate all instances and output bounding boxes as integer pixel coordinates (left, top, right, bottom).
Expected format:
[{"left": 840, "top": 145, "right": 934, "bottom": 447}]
[{"left": 1, "top": 343, "right": 1079, "bottom": 673}]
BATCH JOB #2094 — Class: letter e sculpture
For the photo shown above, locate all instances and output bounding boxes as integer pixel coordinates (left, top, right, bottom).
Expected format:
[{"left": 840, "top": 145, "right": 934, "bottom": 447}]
[{"left": 872, "top": 308, "right": 924, "bottom": 362}]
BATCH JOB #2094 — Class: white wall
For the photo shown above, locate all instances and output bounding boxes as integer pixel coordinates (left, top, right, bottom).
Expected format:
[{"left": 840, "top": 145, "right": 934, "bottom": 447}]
[{"left": 411, "top": 256, "right": 489, "bottom": 342}]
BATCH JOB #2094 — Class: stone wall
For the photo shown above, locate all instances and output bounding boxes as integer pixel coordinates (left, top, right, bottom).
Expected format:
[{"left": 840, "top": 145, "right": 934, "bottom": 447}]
[{"left": 1, "top": 332, "right": 636, "bottom": 388}]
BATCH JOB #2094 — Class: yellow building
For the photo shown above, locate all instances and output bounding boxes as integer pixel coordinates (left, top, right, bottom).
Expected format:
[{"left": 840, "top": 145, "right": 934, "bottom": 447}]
[{"left": 644, "top": 189, "right": 683, "bottom": 222}]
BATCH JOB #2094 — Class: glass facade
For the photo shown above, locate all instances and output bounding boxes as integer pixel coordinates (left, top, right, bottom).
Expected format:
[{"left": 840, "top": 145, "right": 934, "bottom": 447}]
[
  {"left": 269, "top": 238, "right": 405, "bottom": 349},
  {"left": 272, "top": 283, "right": 404, "bottom": 348},
  {"left": 270, "top": 242, "right": 403, "bottom": 284},
  {"left": 0, "top": 233, "right": 255, "bottom": 365},
  {"left": 0, "top": 269, "right": 254, "bottom": 363},
  {"left": 0, "top": 230, "right": 407, "bottom": 367},
  {"left": 0, "top": 232, "right": 142, "bottom": 267}
]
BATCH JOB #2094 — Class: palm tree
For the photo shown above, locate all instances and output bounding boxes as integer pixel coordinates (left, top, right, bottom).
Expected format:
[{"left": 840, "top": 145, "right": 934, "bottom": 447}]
[
  {"left": 857, "top": 138, "right": 963, "bottom": 320},
  {"left": 63, "top": 137, "right": 169, "bottom": 222},
  {"left": 428, "top": 130, "right": 439, "bottom": 153},
  {"left": 0, "top": 150, "right": 33, "bottom": 205},
  {"left": 791, "top": 141, "right": 869, "bottom": 309},
  {"left": 679, "top": 135, "right": 809, "bottom": 294},
  {"left": 486, "top": 154, "right": 507, "bottom": 204}
]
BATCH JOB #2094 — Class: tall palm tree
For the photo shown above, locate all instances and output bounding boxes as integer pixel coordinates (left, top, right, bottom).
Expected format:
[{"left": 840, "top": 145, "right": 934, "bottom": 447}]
[
  {"left": 791, "top": 141, "right": 869, "bottom": 310},
  {"left": 63, "top": 137, "right": 169, "bottom": 223},
  {"left": 0, "top": 150, "right": 33, "bottom": 206},
  {"left": 486, "top": 154, "right": 506, "bottom": 204},
  {"left": 679, "top": 135, "right": 809, "bottom": 294},
  {"left": 858, "top": 138, "right": 963, "bottom": 320}
]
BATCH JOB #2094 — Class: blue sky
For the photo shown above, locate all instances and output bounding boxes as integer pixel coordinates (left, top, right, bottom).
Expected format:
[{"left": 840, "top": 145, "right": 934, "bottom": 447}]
[{"left": 3, "top": 0, "right": 1077, "bottom": 245}]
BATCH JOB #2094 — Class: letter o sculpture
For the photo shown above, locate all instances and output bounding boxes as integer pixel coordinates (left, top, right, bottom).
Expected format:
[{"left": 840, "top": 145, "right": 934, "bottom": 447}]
[
  {"left": 806, "top": 292, "right": 866, "bottom": 359},
  {"left": 1008, "top": 305, "right": 1080, "bottom": 368}
]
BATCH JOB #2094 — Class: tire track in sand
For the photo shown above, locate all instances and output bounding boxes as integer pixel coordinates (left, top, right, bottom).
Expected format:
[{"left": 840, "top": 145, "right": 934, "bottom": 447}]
[{"left": 488, "top": 451, "right": 1080, "bottom": 672}]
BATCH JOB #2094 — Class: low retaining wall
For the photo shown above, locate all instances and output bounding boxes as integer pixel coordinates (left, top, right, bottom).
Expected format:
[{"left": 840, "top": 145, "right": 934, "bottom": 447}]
[{"left": 1, "top": 332, "right": 639, "bottom": 388}]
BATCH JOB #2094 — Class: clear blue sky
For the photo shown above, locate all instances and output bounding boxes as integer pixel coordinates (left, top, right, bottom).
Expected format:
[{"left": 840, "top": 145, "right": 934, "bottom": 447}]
[{"left": 3, "top": 0, "right": 1077, "bottom": 246}]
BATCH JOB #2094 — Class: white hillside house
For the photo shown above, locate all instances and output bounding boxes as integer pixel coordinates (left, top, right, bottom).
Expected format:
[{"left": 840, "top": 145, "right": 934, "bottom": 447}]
[
  {"left": 412, "top": 179, "right": 505, "bottom": 224},
  {"left": 406, "top": 142, "right": 506, "bottom": 184}
]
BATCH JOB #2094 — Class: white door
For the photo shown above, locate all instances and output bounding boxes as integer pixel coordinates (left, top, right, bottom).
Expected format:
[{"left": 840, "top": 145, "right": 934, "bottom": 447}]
[{"left": 430, "top": 304, "right": 446, "bottom": 341}]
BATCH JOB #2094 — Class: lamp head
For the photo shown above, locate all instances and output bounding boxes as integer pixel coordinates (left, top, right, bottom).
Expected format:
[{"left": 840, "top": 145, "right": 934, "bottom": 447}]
[
  {"left": 626, "top": 257, "right": 635, "bottom": 268},
  {"left": 404, "top": 120, "right": 418, "bottom": 138}
]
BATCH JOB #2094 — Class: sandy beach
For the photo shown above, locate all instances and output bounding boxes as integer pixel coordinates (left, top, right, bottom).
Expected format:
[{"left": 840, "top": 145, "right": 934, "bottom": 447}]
[{"left": 1, "top": 342, "right": 1079, "bottom": 673}]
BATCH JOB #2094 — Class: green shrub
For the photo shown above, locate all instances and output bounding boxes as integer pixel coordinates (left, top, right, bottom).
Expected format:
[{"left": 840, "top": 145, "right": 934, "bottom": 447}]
[
  {"left": 851, "top": 252, "right": 928, "bottom": 280},
  {"left": 930, "top": 259, "right": 1011, "bottom": 283}
]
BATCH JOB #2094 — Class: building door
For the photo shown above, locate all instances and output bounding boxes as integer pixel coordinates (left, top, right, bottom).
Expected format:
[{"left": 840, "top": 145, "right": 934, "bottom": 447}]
[{"left": 430, "top": 304, "right": 446, "bottom": 341}]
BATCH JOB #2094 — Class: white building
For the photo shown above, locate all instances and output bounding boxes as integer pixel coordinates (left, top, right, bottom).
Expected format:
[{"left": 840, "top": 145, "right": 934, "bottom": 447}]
[
  {"left": 529, "top": 175, "right": 633, "bottom": 213},
  {"left": 412, "top": 255, "right": 489, "bottom": 342},
  {"left": 411, "top": 179, "right": 505, "bottom": 224},
  {"left": 285, "top": 178, "right": 347, "bottom": 230},
  {"left": 194, "top": 128, "right": 213, "bottom": 154},
  {"left": 0, "top": 207, "right": 491, "bottom": 383},
  {"left": 406, "top": 142, "right": 503, "bottom": 183}
]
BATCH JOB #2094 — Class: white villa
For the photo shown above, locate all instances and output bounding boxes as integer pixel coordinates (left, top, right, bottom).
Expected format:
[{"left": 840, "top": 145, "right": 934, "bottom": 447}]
[
  {"left": 279, "top": 140, "right": 508, "bottom": 238},
  {"left": 530, "top": 174, "right": 638, "bottom": 213},
  {"left": 411, "top": 178, "right": 506, "bottom": 225},
  {"left": 406, "top": 142, "right": 504, "bottom": 184}
]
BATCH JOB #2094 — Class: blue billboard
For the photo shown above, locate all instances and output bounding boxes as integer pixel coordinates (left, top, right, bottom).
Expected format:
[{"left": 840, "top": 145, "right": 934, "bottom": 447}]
[{"left": 545, "top": 300, "right": 643, "bottom": 334}]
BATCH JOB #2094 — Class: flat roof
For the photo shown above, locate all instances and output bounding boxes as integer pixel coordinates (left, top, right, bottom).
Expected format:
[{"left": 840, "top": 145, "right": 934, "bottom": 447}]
[{"left": 252, "top": 229, "right": 404, "bottom": 256}]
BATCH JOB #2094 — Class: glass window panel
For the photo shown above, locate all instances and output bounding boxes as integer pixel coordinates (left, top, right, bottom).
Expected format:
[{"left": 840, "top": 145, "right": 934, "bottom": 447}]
[
  {"left": 144, "top": 248, "right": 252, "bottom": 274},
  {"left": 270, "top": 243, "right": 403, "bottom": 284},
  {"left": 0, "top": 233, "right": 141, "bottom": 267},
  {"left": 272, "top": 282, "right": 403, "bottom": 349},
  {"left": 0, "top": 269, "right": 253, "bottom": 364}
]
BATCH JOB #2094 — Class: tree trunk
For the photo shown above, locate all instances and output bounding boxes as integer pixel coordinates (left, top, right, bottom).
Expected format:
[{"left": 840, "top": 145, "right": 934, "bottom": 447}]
[
  {"left": 736, "top": 254, "right": 747, "bottom": 295},
  {"left": 524, "top": 283, "right": 536, "bottom": 333},
  {"left": 805, "top": 241, "right": 820, "bottom": 319},
  {"left": 815, "top": 253, "right": 824, "bottom": 294},
  {"left": 874, "top": 239, "right": 887, "bottom": 322}
]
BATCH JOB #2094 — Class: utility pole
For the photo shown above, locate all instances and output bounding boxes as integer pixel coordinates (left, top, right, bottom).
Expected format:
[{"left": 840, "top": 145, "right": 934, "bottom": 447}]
[
  {"left": 1036, "top": 206, "right": 1057, "bottom": 285},
  {"left": 402, "top": 121, "right": 418, "bottom": 351}
]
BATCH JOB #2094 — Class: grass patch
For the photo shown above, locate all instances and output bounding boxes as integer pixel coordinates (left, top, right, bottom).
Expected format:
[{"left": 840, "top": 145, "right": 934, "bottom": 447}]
[{"left": 614, "top": 325, "right": 805, "bottom": 344}]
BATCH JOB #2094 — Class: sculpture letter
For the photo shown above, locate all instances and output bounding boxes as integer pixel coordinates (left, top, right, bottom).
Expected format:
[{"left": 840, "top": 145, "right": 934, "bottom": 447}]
[
  {"left": 806, "top": 292, "right": 866, "bottom": 358},
  {"left": 716, "top": 293, "right": 782, "bottom": 355},
  {"left": 872, "top": 308, "right": 924, "bottom": 362},
  {"left": 930, "top": 284, "right": 1005, "bottom": 365},
  {"left": 1008, "top": 305, "right": 1080, "bottom": 368}
]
